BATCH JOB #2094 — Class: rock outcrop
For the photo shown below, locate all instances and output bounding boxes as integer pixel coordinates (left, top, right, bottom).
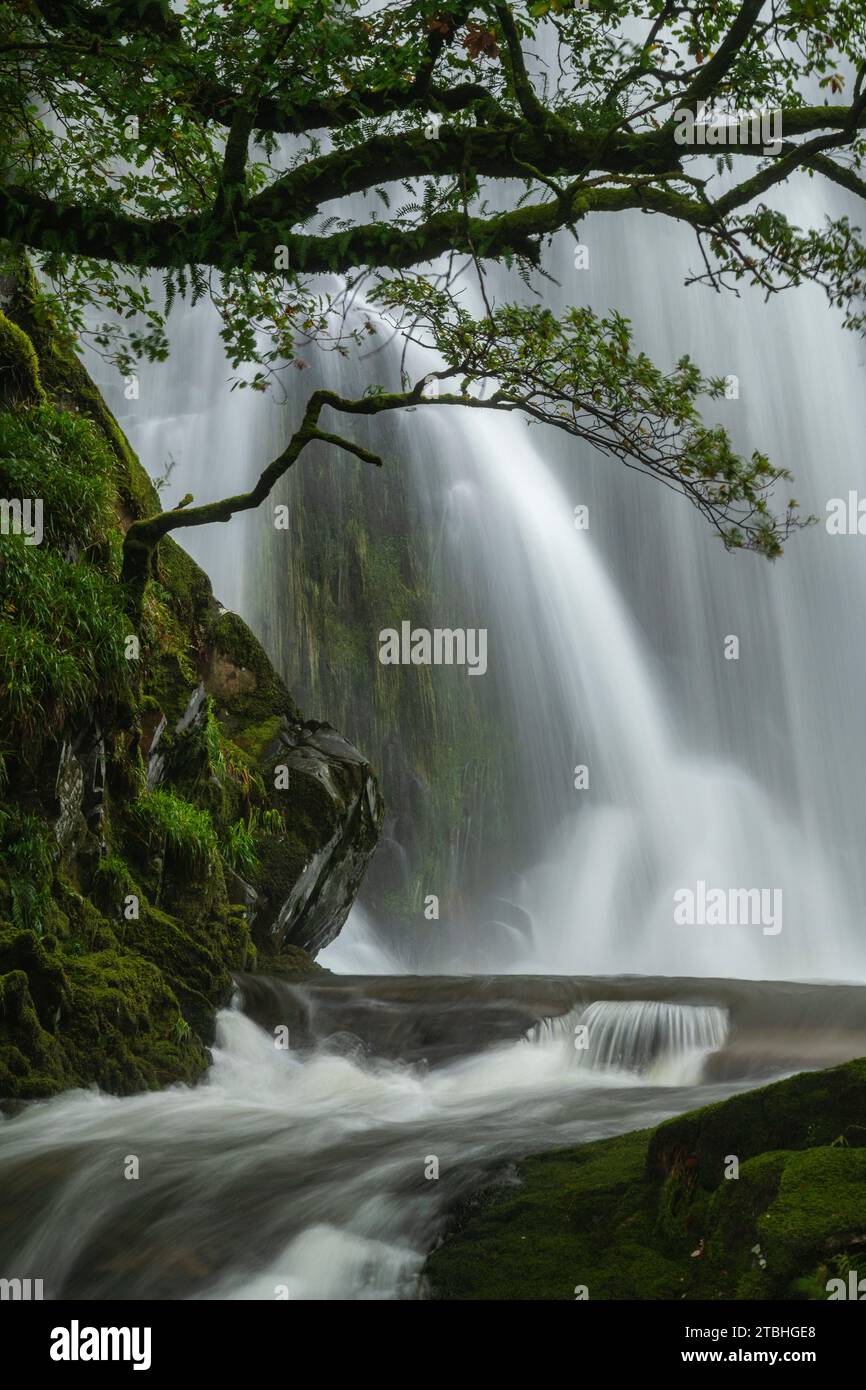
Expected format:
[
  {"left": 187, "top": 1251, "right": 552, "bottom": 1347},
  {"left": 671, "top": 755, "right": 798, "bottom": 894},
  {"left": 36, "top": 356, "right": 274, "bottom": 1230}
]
[
  {"left": 0, "top": 263, "right": 382, "bottom": 1101},
  {"left": 425, "top": 1058, "right": 866, "bottom": 1301}
]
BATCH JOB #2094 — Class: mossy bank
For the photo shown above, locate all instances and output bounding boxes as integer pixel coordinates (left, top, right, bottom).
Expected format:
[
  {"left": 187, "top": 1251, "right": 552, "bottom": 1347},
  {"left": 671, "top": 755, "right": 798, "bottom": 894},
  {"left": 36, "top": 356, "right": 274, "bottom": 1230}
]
[
  {"left": 0, "top": 262, "right": 382, "bottom": 1102},
  {"left": 425, "top": 1058, "right": 866, "bottom": 1300}
]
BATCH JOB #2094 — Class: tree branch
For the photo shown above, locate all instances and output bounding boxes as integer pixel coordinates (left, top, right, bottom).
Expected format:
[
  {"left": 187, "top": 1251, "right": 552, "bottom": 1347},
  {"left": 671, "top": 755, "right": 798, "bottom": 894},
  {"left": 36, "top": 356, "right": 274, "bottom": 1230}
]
[{"left": 682, "top": 0, "right": 767, "bottom": 103}]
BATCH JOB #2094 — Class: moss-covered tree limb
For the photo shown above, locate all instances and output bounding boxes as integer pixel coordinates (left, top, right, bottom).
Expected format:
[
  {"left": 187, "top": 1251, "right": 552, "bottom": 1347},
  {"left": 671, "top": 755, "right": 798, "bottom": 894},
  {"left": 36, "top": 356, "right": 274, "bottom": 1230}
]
[
  {"left": 122, "top": 297, "right": 809, "bottom": 612},
  {"left": 4, "top": 3, "right": 866, "bottom": 292},
  {"left": 5, "top": 0, "right": 866, "bottom": 472}
]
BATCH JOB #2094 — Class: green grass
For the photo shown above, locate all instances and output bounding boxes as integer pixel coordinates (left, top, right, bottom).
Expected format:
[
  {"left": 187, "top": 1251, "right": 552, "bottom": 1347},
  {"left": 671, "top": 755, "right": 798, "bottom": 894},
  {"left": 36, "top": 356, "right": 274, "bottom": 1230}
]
[
  {"left": 219, "top": 815, "right": 260, "bottom": 879},
  {"left": 0, "top": 404, "right": 116, "bottom": 552},
  {"left": 129, "top": 789, "right": 217, "bottom": 869},
  {"left": 0, "top": 811, "right": 54, "bottom": 936},
  {"left": 0, "top": 534, "right": 130, "bottom": 740}
]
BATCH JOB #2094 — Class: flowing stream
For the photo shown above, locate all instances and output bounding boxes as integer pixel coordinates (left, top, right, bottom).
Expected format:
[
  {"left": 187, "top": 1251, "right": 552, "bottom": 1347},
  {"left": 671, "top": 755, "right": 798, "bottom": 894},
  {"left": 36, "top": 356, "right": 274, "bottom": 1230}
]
[{"left": 2, "top": 975, "right": 865, "bottom": 1299}]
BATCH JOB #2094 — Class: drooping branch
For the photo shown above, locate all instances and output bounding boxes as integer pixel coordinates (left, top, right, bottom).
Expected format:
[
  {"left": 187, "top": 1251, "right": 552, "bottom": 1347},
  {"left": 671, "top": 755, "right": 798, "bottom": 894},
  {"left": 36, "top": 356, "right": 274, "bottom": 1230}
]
[{"left": 121, "top": 299, "right": 810, "bottom": 613}]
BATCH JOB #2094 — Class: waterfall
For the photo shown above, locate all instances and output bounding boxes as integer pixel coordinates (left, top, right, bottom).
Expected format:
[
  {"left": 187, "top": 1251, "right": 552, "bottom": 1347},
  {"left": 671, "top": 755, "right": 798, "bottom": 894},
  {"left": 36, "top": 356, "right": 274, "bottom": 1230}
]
[
  {"left": 92, "top": 175, "right": 866, "bottom": 984},
  {"left": 319, "top": 180, "right": 866, "bottom": 981},
  {"left": 527, "top": 1000, "right": 729, "bottom": 1086}
]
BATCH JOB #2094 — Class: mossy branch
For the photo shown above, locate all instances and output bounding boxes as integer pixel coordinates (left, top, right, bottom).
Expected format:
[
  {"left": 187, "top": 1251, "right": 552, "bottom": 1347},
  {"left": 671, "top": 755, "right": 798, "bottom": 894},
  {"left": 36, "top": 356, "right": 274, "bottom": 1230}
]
[{"left": 121, "top": 299, "right": 810, "bottom": 612}]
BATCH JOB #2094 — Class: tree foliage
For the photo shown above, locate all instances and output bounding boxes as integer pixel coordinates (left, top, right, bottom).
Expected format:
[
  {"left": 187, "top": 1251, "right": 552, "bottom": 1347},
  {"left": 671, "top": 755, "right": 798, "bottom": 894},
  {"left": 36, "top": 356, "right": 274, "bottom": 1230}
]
[{"left": 3, "top": 0, "right": 863, "bottom": 564}]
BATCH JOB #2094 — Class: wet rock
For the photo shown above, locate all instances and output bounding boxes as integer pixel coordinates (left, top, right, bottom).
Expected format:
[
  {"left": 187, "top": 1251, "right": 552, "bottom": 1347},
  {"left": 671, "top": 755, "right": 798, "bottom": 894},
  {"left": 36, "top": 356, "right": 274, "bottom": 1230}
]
[
  {"left": 253, "top": 717, "right": 384, "bottom": 955},
  {"left": 53, "top": 740, "right": 85, "bottom": 852},
  {"left": 175, "top": 682, "right": 208, "bottom": 736}
]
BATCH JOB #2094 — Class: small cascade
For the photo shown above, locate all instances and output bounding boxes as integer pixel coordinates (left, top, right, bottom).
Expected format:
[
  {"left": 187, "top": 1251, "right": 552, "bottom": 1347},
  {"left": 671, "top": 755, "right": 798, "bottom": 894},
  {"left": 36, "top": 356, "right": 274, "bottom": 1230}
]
[{"left": 528, "top": 1000, "right": 729, "bottom": 1085}]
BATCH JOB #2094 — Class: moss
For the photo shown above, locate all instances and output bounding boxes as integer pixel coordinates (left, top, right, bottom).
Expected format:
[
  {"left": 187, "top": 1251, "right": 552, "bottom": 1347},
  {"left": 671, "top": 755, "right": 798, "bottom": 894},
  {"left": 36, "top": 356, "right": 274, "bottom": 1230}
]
[
  {"left": 2, "top": 260, "right": 159, "bottom": 523},
  {"left": 0, "top": 969, "right": 67, "bottom": 1098},
  {"left": 60, "top": 948, "right": 208, "bottom": 1092},
  {"left": 253, "top": 943, "right": 324, "bottom": 976},
  {"left": 205, "top": 610, "right": 298, "bottom": 730},
  {"left": 253, "top": 832, "right": 310, "bottom": 916},
  {"left": 230, "top": 715, "right": 284, "bottom": 762},
  {"left": 0, "top": 261, "right": 378, "bottom": 1102},
  {"left": 0, "top": 928, "right": 208, "bottom": 1098},
  {"left": 427, "top": 1129, "right": 685, "bottom": 1301},
  {"left": 0, "top": 536, "right": 131, "bottom": 744},
  {"left": 140, "top": 584, "right": 201, "bottom": 723},
  {"left": 646, "top": 1058, "right": 866, "bottom": 1188},
  {"left": 710, "top": 1148, "right": 866, "bottom": 1298},
  {"left": 0, "top": 393, "right": 132, "bottom": 747},
  {"left": 0, "top": 310, "right": 45, "bottom": 406},
  {"left": 426, "top": 1058, "right": 866, "bottom": 1301},
  {"left": 120, "top": 902, "right": 241, "bottom": 1043},
  {"left": 90, "top": 853, "right": 142, "bottom": 921},
  {"left": 0, "top": 812, "right": 54, "bottom": 936},
  {"left": 156, "top": 536, "right": 215, "bottom": 632},
  {"left": 0, "top": 404, "right": 116, "bottom": 551}
]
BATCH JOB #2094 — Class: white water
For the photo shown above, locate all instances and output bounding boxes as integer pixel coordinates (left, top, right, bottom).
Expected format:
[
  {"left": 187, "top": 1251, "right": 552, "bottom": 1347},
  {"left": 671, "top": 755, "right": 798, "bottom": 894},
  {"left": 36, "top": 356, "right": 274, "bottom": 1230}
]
[
  {"left": 528, "top": 1000, "right": 729, "bottom": 1086},
  {"left": 0, "top": 993, "right": 746, "bottom": 1300},
  {"left": 321, "top": 185, "right": 866, "bottom": 981}
]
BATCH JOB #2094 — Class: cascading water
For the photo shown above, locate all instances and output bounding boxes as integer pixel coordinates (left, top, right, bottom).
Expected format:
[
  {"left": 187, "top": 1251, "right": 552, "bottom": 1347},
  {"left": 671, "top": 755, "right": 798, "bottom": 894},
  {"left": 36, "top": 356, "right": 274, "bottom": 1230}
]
[
  {"left": 527, "top": 1001, "right": 729, "bottom": 1086},
  {"left": 82, "top": 152, "right": 866, "bottom": 984},
  {"left": 0, "top": 992, "right": 737, "bottom": 1299},
  {"left": 2, "top": 972, "right": 864, "bottom": 1298},
  {"left": 316, "top": 183, "right": 866, "bottom": 981}
]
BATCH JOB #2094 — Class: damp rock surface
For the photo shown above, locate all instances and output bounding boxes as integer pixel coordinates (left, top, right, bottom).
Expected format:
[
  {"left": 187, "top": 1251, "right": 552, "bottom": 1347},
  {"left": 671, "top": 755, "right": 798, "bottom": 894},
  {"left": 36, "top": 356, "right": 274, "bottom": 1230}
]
[{"left": 0, "top": 264, "right": 382, "bottom": 1100}]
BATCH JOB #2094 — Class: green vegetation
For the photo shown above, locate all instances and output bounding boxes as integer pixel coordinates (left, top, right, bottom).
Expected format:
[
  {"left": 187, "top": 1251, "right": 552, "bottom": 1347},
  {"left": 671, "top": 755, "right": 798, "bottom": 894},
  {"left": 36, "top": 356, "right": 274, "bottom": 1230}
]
[
  {"left": 205, "top": 610, "right": 299, "bottom": 731},
  {"left": 4, "top": 4, "right": 860, "bottom": 570},
  {"left": 0, "top": 402, "right": 117, "bottom": 549},
  {"left": 219, "top": 816, "right": 260, "bottom": 879},
  {"left": 129, "top": 790, "right": 218, "bottom": 871},
  {"left": 0, "top": 288, "right": 372, "bottom": 1102},
  {"left": 0, "top": 392, "right": 131, "bottom": 744},
  {"left": 426, "top": 1059, "right": 866, "bottom": 1301},
  {"left": 0, "top": 536, "right": 130, "bottom": 742},
  {"left": 0, "top": 812, "right": 54, "bottom": 937},
  {"left": 0, "top": 311, "right": 44, "bottom": 406}
]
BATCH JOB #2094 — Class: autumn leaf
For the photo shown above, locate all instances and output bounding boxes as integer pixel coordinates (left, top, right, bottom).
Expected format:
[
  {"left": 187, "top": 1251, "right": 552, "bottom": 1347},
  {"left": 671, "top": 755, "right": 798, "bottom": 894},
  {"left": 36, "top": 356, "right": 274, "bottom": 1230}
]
[{"left": 464, "top": 23, "right": 500, "bottom": 60}]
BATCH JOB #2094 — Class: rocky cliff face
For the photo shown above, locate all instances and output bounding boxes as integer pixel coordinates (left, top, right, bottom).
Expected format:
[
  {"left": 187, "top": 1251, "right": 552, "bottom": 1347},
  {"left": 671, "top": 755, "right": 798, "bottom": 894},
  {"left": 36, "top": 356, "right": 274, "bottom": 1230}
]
[
  {"left": 0, "top": 264, "right": 382, "bottom": 1101},
  {"left": 255, "top": 412, "right": 522, "bottom": 953}
]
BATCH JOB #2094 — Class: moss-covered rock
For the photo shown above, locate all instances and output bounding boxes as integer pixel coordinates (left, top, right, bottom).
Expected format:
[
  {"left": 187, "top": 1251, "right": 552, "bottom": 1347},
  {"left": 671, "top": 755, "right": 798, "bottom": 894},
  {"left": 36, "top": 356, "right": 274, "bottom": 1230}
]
[
  {"left": 0, "top": 264, "right": 382, "bottom": 1101},
  {"left": 204, "top": 609, "right": 299, "bottom": 731},
  {"left": 0, "top": 928, "right": 207, "bottom": 1099},
  {"left": 0, "top": 310, "right": 45, "bottom": 406},
  {"left": 646, "top": 1059, "right": 866, "bottom": 1187},
  {"left": 425, "top": 1058, "right": 866, "bottom": 1301}
]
